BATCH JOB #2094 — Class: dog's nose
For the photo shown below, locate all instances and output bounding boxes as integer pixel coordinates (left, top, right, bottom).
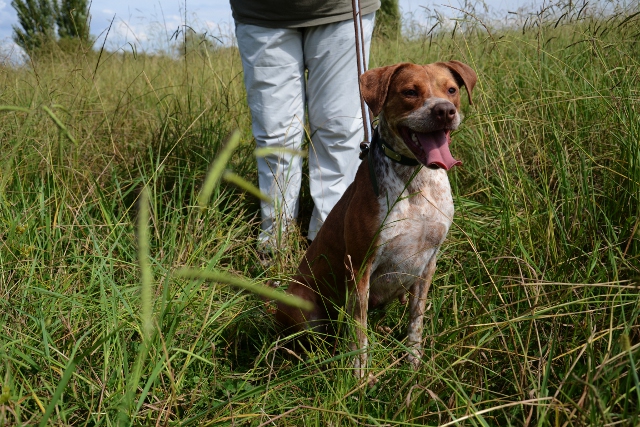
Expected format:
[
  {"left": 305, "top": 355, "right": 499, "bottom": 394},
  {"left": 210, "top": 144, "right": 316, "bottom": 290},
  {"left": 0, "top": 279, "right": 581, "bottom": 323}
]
[{"left": 433, "top": 102, "right": 456, "bottom": 123}]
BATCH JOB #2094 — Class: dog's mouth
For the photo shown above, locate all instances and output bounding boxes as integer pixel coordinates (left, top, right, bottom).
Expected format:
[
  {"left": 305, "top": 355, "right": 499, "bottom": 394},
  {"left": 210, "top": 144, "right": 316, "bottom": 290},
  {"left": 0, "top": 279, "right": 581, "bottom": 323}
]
[{"left": 399, "top": 127, "right": 462, "bottom": 170}]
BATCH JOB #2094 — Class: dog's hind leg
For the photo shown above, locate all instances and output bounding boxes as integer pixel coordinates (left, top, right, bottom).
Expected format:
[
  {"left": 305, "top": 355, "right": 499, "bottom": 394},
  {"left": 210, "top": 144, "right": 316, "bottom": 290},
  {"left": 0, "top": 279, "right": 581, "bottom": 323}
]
[{"left": 407, "top": 252, "right": 438, "bottom": 369}]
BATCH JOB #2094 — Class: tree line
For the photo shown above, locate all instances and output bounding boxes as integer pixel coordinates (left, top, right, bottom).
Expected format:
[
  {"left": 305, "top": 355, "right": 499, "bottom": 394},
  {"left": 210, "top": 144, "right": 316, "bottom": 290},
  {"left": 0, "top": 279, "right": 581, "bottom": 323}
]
[{"left": 11, "top": 0, "right": 399, "bottom": 58}]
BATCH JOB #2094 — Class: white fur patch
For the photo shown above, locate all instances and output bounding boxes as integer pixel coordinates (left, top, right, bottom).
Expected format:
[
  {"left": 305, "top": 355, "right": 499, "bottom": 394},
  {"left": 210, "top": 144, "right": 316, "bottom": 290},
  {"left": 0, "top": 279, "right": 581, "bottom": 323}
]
[{"left": 367, "top": 138, "right": 454, "bottom": 308}]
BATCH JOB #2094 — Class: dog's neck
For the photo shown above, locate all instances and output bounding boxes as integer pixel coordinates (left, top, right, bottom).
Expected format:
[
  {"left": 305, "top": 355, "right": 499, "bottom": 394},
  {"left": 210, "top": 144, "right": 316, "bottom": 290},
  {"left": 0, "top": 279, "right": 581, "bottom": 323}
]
[{"left": 373, "top": 118, "right": 441, "bottom": 196}]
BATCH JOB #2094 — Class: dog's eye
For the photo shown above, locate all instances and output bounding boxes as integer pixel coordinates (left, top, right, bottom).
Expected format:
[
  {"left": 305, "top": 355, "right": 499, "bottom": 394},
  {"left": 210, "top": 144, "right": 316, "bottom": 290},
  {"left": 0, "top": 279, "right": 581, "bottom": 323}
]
[
  {"left": 403, "top": 89, "right": 418, "bottom": 97},
  {"left": 448, "top": 87, "right": 457, "bottom": 94}
]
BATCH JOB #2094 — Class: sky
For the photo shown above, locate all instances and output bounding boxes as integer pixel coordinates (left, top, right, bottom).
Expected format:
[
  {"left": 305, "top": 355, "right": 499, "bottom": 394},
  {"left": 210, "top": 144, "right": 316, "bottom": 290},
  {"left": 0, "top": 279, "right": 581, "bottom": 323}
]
[{"left": 1, "top": 0, "right": 540, "bottom": 61}]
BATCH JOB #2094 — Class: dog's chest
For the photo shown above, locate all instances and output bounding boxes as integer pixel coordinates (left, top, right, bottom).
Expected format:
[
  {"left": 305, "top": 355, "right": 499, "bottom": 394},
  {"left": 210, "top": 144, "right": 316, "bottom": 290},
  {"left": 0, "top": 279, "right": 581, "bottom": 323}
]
[{"left": 368, "top": 167, "right": 453, "bottom": 307}]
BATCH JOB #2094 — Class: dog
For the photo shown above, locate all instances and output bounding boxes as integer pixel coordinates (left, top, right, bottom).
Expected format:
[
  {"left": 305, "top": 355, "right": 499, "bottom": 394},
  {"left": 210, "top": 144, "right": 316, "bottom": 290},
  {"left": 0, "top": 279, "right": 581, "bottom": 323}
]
[{"left": 276, "top": 61, "right": 477, "bottom": 375}]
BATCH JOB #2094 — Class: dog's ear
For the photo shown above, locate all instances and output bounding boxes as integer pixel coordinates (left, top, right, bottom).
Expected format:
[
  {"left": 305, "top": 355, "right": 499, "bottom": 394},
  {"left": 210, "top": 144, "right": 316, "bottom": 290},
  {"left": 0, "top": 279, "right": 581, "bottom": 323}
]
[
  {"left": 440, "top": 61, "right": 477, "bottom": 105},
  {"left": 359, "top": 63, "right": 407, "bottom": 117}
]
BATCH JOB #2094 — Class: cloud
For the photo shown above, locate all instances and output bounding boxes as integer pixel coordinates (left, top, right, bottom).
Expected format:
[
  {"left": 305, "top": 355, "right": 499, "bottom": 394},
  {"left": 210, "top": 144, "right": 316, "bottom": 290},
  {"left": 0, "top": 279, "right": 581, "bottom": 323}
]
[
  {"left": 87, "top": 1, "right": 239, "bottom": 53},
  {"left": 0, "top": 7, "right": 16, "bottom": 38},
  {"left": 0, "top": 38, "right": 26, "bottom": 65}
]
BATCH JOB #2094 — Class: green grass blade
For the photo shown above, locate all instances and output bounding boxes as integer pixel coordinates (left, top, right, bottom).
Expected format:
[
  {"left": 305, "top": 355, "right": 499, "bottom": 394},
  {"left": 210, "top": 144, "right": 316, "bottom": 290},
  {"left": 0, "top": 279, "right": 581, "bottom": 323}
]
[
  {"left": 0, "top": 105, "right": 31, "bottom": 113},
  {"left": 119, "top": 186, "right": 154, "bottom": 424},
  {"left": 138, "top": 186, "right": 154, "bottom": 340},
  {"left": 197, "top": 130, "right": 242, "bottom": 208},
  {"left": 175, "top": 268, "right": 312, "bottom": 311},
  {"left": 222, "top": 170, "right": 272, "bottom": 202},
  {"left": 254, "top": 147, "right": 307, "bottom": 158},
  {"left": 41, "top": 105, "right": 77, "bottom": 145}
]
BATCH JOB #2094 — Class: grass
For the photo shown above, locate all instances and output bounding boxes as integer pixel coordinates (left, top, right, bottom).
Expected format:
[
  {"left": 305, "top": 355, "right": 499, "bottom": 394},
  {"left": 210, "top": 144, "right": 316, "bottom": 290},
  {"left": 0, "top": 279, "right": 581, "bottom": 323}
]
[{"left": 1, "top": 0, "right": 639, "bottom": 425}]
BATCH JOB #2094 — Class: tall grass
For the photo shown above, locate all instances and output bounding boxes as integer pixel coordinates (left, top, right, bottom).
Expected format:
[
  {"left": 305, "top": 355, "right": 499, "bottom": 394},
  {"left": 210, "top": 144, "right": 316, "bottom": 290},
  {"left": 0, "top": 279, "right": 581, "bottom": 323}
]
[{"left": 1, "top": 1, "right": 639, "bottom": 425}]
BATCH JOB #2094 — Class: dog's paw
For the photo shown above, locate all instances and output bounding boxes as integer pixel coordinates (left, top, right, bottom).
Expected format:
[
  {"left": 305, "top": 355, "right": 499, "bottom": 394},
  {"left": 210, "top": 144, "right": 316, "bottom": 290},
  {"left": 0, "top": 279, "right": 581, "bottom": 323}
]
[
  {"left": 406, "top": 346, "right": 423, "bottom": 370},
  {"left": 367, "top": 373, "right": 378, "bottom": 387},
  {"left": 376, "top": 325, "right": 392, "bottom": 334},
  {"left": 353, "top": 353, "right": 368, "bottom": 378},
  {"left": 407, "top": 353, "right": 422, "bottom": 370}
]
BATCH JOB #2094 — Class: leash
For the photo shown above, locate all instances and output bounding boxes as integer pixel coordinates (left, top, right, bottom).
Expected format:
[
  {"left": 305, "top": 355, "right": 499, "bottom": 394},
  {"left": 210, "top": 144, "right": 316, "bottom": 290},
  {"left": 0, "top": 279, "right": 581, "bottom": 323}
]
[
  {"left": 351, "top": 0, "right": 379, "bottom": 196},
  {"left": 351, "top": 0, "right": 371, "bottom": 150}
]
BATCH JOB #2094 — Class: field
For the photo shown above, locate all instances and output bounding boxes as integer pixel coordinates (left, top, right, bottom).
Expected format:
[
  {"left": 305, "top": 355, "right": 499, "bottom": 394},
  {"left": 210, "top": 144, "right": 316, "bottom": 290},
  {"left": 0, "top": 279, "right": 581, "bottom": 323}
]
[{"left": 1, "top": 1, "right": 639, "bottom": 425}]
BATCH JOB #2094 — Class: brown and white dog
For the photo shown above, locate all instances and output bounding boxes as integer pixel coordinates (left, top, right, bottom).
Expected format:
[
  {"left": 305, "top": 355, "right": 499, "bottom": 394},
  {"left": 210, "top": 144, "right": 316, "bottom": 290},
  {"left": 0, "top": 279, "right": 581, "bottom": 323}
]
[{"left": 276, "top": 61, "right": 477, "bottom": 375}]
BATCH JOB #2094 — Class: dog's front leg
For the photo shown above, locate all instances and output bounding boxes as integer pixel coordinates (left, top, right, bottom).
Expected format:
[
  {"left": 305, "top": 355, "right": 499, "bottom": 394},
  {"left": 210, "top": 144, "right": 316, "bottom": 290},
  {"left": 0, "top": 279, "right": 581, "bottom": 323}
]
[
  {"left": 407, "top": 252, "right": 437, "bottom": 369},
  {"left": 347, "top": 258, "right": 373, "bottom": 378}
]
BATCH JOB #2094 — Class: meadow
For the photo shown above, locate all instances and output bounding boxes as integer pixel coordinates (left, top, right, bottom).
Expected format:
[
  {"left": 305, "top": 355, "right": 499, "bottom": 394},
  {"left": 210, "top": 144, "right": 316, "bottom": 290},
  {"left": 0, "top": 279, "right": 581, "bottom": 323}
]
[{"left": 0, "top": 1, "right": 639, "bottom": 425}]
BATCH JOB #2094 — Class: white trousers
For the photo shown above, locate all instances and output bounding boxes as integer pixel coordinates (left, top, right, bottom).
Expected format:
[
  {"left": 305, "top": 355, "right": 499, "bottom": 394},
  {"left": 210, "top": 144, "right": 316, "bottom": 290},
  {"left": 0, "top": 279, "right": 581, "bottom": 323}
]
[{"left": 235, "top": 14, "right": 374, "bottom": 246}]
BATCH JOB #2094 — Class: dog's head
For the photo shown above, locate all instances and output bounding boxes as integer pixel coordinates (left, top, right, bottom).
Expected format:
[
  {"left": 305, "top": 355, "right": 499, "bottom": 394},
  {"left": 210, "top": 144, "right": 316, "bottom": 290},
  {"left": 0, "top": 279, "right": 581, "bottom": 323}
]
[{"left": 360, "top": 61, "right": 477, "bottom": 170}]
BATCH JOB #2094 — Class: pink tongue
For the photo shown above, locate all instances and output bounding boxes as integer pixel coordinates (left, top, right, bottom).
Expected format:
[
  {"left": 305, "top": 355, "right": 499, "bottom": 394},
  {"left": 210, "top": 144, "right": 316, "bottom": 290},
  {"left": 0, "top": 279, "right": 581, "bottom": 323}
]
[{"left": 417, "top": 131, "right": 462, "bottom": 170}]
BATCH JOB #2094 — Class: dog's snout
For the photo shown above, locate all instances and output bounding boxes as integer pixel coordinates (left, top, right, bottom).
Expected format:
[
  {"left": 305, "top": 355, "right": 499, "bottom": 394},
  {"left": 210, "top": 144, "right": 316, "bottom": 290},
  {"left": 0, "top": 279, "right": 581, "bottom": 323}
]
[{"left": 433, "top": 102, "right": 456, "bottom": 123}]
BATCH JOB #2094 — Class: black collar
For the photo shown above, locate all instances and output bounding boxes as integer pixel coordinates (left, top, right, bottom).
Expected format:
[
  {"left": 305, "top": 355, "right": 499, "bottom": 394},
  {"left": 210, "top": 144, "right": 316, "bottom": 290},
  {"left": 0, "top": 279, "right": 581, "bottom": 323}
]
[{"left": 373, "top": 130, "right": 420, "bottom": 166}]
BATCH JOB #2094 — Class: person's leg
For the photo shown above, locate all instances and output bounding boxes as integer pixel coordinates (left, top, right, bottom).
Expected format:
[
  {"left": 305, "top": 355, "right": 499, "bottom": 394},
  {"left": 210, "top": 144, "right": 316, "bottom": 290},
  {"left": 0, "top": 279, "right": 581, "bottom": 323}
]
[
  {"left": 303, "top": 13, "right": 375, "bottom": 240},
  {"left": 235, "top": 23, "right": 306, "bottom": 250}
]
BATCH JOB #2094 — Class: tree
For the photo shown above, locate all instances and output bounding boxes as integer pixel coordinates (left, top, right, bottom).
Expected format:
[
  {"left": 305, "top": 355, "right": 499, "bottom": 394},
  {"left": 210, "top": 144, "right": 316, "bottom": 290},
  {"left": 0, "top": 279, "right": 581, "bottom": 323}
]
[
  {"left": 11, "top": 0, "right": 90, "bottom": 56},
  {"left": 374, "top": 0, "right": 401, "bottom": 40},
  {"left": 54, "top": 0, "right": 90, "bottom": 41},
  {"left": 11, "top": 0, "right": 56, "bottom": 54}
]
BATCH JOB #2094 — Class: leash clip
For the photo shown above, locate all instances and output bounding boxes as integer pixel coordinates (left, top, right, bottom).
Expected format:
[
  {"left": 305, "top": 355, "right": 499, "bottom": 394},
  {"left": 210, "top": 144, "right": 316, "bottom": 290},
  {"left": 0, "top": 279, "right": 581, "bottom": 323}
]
[{"left": 359, "top": 141, "right": 370, "bottom": 160}]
